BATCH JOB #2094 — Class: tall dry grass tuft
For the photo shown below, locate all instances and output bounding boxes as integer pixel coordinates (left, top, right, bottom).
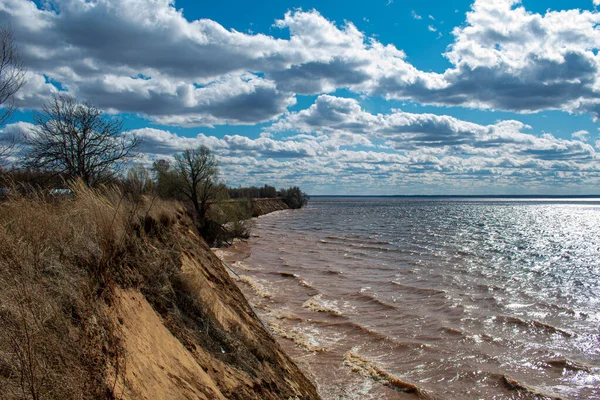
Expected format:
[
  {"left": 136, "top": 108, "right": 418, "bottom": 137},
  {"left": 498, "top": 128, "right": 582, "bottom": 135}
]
[{"left": 0, "top": 180, "right": 183, "bottom": 399}]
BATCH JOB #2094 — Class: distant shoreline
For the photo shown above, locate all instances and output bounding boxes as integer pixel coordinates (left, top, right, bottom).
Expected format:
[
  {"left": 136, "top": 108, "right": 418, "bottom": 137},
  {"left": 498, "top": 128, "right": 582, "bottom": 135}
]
[{"left": 309, "top": 194, "right": 600, "bottom": 199}]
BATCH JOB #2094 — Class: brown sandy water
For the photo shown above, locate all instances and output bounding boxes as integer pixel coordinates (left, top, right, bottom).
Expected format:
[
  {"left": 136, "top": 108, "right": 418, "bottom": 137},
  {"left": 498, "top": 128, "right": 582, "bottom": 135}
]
[{"left": 218, "top": 197, "right": 600, "bottom": 399}]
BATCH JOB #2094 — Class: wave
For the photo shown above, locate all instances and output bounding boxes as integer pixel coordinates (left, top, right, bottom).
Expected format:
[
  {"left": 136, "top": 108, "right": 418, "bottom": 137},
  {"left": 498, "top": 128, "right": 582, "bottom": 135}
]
[
  {"left": 545, "top": 358, "right": 593, "bottom": 373},
  {"left": 286, "top": 317, "right": 431, "bottom": 351},
  {"left": 323, "top": 235, "right": 392, "bottom": 246},
  {"left": 278, "top": 256, "right": 292, "bottom": 268},
  {"left": 347, "top": 243, "right": 397, "bottom": 252},
  {"left": 268, "top": 312, "right": 418, "bottom": 353},
  {"left": 273, "top": 271, "right": 318, "bottom": 291},
  {"left": 237, "top": 275, "right": 273, "bottom": 299},
  {"left": 343, "top": 350, "right": 432, "bottom": 398},
  {"left": 324, "top": 269, "right": 344, "bottom": 275},
  {"left": 272, "top": 312, "right": 304, "bottom": 323},
  {"left": 495, "top": 315, "right": 573, "bottom": 337},
  {"left": 318, "top": 238, "right": 420, "bottom": 256},
  {"left": 231, "top": 260, "right": 256, "bottom": 271},
  {"left": 314, "top": 244, "right": 371, "bottom": 258},
  {"left": 391, "top": 281, "right": 447, "bottom": 296},
  {"left": 303, "top": 294, "right": 343, "bottom": 316},
  {"left": 298, "top": 278, "right": 315, "bottom": 289},
  {"left": 277, "top": 271, "right": 297, "bottom": 278},
  {"left": 440, "top": 326, "right": 498, "bottom": 344},
  {"left": 440, "top": 326, "right": 464, "bottom": 336},
  {"left": 351, "top": 291, "right": 403, "bottom": 312},
  {"left": 531, "top": 320, "right": 573, "bottom": 337},
  {"left": 499, "top": 374, "right": 563, "bottom": 400},
  {"left": 343, "top": 253, "right": 368, "bottom": 260},
  {"left": 268, "top": 321, "right": 326, "bottom": 353}
]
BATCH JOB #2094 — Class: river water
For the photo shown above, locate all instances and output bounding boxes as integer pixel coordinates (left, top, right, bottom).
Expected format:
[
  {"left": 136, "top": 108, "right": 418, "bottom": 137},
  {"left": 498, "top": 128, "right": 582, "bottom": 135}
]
[{"left": 219, "top": 197, "right": 600, "bottom": 399}]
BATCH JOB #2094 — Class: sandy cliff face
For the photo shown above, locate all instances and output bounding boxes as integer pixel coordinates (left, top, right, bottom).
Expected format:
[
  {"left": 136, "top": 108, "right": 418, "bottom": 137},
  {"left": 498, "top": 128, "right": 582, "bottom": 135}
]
[
  {"left": 251, "top": 198, "right": 289, "bottom": 216},
  {"left": 110, "top": 225, "right": 319, "bottom": 400},
  {"left": 0, "top": 187, "right": 315, "bottom": 400},
  {"left": 110, "top": 288, "right": 225, "bottom": 400}
]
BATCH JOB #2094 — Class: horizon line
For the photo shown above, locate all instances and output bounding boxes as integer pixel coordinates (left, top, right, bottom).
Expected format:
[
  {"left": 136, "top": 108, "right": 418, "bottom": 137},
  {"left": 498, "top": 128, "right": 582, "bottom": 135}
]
[{"left": 307, "top": 194, "right": 600, "bottom": 198}]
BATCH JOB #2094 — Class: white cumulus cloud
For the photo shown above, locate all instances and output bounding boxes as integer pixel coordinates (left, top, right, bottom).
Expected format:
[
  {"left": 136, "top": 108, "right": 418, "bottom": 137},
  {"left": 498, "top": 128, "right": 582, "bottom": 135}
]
[{"left": 4, "top": 0, "right": 600, "bottom": 124}]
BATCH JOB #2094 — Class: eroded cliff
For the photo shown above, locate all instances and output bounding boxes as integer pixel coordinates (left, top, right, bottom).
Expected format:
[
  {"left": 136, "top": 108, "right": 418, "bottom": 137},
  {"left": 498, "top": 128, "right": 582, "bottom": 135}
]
[{"left": 0, "top": 185, "right": 319, "bottom": 400}]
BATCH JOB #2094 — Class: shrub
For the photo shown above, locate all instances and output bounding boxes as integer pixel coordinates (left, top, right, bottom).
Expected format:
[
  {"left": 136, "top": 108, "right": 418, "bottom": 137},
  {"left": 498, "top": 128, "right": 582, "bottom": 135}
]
[
  {"left": 204, "top": 199, "right": 253, "bottom": 246},
  {"left": 279, "top": 186, "right": 309, "bottom": 209},
  {"left": 123, "top": 164, "right": 154, "bottom": 202}
]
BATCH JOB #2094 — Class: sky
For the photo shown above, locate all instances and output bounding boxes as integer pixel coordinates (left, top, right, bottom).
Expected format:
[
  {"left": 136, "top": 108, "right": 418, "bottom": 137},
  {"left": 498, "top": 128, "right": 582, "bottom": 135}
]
[{"left": 1, "top": 0, "right": 600, "bottom": 194}]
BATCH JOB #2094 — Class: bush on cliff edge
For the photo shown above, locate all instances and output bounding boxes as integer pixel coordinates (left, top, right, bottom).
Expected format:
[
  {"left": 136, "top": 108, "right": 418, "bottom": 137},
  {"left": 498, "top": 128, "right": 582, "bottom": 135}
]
[{"left": 279, "top": 186, "right": 309, "bottom": 209}]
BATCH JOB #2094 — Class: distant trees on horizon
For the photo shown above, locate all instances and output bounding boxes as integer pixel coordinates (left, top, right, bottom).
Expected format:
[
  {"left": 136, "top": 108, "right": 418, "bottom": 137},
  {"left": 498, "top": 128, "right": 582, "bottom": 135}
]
[
  {"left": 227, "top": 184, "right": 309, "bottom": 209},
  {"left": 228, "top": 184, "right": 277, "bottom": 200}
]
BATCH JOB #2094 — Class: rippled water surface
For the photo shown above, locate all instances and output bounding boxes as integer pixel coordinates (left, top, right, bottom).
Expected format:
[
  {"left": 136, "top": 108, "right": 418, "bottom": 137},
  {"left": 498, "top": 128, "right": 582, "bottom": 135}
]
[{"left": 221, "top": 198, "right": 600, "bottom": 399}]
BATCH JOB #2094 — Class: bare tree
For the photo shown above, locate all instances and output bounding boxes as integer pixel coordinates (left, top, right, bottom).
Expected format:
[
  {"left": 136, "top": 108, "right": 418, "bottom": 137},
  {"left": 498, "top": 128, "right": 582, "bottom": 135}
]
[
  {"left": 25, "top": 94, "right": 140, "bottom": 186},
  {"left": 0, "top": 26, "right": 26, "bottom": 165},
  {"left": 173, "top": 146, "right": 221, "bottom": 221},
  {"left": 0, "top": 26, "right": 25, "bottom": 126},
  {"left": 0, "top": 131, "right": 15, "bottom": 168},
  {"left": 124, "top": 164, "right": 154, "bottom": 201}
]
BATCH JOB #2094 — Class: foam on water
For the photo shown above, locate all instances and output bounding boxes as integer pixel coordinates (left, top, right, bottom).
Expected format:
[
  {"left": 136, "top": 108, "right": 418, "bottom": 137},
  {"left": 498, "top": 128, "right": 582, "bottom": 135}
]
[
  {"left": 237, "top": 275, "right": 273, "bottom": 298},
  {"left": 303, "top": 294, "right": 343, "bottom": 316}
]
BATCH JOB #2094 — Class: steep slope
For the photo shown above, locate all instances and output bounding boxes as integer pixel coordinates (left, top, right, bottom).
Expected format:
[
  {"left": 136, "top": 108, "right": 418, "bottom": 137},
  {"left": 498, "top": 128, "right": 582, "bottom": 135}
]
[
  {"left": 128, "top": 225, "right": 320, "bottom": 400},
  {"left": 251, "top": 198, "right": 289, "bottom": 216},
  {"left": 0, "top": 184, "right": 319, "bottom": 400},
  {"left": 111, "top": 289, "right": 226, "bottom": 400}
]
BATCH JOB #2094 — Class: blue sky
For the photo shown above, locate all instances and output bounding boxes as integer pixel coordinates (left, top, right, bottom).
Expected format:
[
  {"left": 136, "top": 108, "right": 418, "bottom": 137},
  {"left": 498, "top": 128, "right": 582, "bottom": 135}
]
[{"left": 1, "top": 0, "right": 600, "bottom": 194}]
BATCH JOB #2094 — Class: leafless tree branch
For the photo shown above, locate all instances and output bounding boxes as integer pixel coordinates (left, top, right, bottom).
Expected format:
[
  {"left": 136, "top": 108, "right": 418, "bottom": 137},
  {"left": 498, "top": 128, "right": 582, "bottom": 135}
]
[
  {"left": 0, "top": 25, "right": 26, "bottom": 127},
  {"left": 0, "top": 131, "right": 15, "bottom": 168},
  {"left": 25, "top": 94, "right": 140, "bottom": 186},
  {"left": 173, "top": 146, "right": 220, "bottom": 220},
  {"left": 0, "top": 25, "right": 25, "bottom": 167}
]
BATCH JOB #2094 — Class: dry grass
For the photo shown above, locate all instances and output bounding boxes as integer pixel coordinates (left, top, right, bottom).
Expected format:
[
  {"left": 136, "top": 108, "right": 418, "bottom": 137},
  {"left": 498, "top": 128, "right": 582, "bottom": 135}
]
[
  {"left": 0, "top": 180, "right": 287, "bottom": 399},
  {"left": 0, "top": 181, "right": 184, "bottom": 399}
]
